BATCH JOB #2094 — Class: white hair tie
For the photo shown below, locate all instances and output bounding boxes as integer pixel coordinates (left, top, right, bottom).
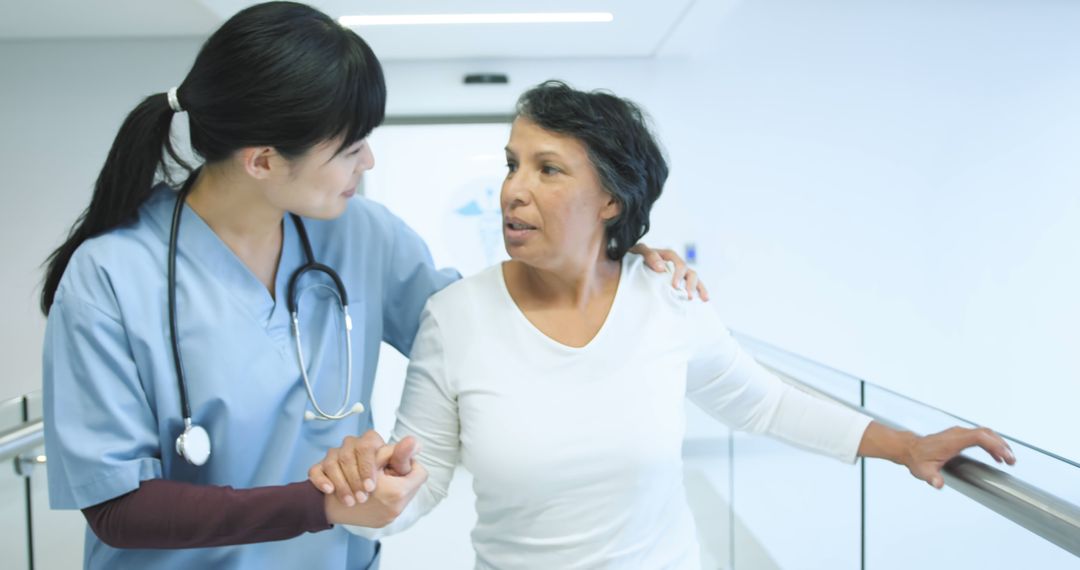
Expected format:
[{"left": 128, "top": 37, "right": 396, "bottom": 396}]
[{"left": 167, "top": 87, "right": 184, "bottom": 113}]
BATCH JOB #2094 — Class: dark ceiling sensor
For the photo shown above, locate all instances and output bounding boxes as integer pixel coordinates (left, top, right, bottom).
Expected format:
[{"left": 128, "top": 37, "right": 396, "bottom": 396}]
[{"left": 464, "top": 73, "right": 509, "bottom": 85}]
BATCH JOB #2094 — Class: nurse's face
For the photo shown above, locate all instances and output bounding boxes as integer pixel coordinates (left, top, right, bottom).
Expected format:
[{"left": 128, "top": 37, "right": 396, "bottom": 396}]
[
  {"left": 265, "top": 136, "right": 374, "bottom": 220},
  {"left": 501, "top": 116, "right": 620, "bottom": 269}
]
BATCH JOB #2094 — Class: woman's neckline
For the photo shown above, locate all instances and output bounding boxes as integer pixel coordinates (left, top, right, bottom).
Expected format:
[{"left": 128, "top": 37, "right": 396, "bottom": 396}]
[{"left": 496, "top": 259, "right": 627, "bottom": 352}]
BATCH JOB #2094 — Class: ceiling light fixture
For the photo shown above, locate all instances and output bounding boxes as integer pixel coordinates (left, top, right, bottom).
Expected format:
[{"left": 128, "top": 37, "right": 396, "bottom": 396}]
[{"left": 339, "top": 12, "right": 614, "bottom": 27}]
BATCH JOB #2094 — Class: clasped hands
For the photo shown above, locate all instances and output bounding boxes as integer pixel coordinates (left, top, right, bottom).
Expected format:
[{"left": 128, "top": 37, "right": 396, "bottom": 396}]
[{"left": 309, "top": 430, "right": 426, "bottom": 528}]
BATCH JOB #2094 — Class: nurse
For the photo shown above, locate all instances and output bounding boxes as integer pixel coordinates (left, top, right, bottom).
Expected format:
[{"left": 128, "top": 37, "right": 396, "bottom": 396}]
[{"left": 39, "top": 3, "right": 700, "bottom": 569}]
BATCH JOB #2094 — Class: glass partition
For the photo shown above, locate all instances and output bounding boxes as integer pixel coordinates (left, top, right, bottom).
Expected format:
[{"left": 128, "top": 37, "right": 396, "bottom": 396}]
[
  {"left": 25, "top": 392, "right": 85, "bottom": 569},
  {"left": 683, "top": 403, "right": 733, "bottom": 569},
  {"left": 0, "top": 393, "right": 85, "bottom": 570},
  {"left": 726, "top": 334, "right": 1080, "bottom": 569},
  {"left": 0, "top": 395, "right": 30, "bottom": 570},
  {"left": 730, "top": 407, "right": 862, "bottom": 568},
  {"left": 863, "top": 384, "right": 1080, "bottom": 569}
]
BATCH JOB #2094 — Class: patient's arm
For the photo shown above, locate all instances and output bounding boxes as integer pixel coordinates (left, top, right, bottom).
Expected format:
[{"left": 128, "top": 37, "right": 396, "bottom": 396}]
[{"left": 311, "top": 305, "right": 461, "bottom": 536}]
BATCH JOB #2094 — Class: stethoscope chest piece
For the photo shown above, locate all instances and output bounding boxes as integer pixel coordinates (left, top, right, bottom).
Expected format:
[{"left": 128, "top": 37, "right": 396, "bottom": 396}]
[{"left": 176, "top": 422, "right": 211, "bottom": 466}]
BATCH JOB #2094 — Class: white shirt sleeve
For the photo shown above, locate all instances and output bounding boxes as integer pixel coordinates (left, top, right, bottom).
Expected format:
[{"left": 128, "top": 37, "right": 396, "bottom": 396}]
[
  {"left": 345, "top": 305, "right": 461, "bottom": 538},
  {"left": 683, "top": 298, "right": 873, "bottom": 464}
]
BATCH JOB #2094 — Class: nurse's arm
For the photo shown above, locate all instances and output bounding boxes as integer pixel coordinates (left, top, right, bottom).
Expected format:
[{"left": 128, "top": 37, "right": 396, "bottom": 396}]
[
  {"left": 81, "top": 454, "right": 427, "bottom": 548},
  {"left": 81, "top": 479, "right": 331, "bottom": 548}
]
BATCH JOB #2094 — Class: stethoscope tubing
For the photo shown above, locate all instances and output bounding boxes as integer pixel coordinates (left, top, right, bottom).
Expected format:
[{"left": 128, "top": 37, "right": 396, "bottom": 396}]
[
  {"left": 168, "top": 171, "right": 360, "bottom": 465},
  {"left": 168, "top": 176, "right": 196, "bottom": 422}
]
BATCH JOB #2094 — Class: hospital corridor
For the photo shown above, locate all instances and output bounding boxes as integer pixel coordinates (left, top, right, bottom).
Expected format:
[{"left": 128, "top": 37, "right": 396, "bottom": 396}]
[{"left": 1, "top": 1, "right": 1078, "bottom": 568}]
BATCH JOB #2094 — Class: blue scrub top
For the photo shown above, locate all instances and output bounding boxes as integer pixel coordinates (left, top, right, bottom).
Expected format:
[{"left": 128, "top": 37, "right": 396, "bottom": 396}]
[{"left": 42, "top": 184, "right": 459, "bottom": 569}]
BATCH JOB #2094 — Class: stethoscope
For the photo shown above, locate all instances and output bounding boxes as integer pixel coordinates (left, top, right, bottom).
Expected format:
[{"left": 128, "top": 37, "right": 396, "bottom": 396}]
[{"left": 169, "top": 173, "right": 364, "bottom": 466}]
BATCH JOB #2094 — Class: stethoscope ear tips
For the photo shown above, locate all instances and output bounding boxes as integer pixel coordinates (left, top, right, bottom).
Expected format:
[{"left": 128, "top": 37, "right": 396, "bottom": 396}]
[
  {"left": 303, "top": 410, "right": 317, "bottom": 421},
  {"left": 350, "top": 402, "right": 365, "bottom": 414}
]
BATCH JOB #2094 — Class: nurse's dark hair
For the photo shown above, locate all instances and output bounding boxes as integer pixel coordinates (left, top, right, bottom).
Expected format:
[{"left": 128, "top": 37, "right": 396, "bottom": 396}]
[
  {"left": 514, "top": 80, "right": 668, "bottom": 260},
  {"left": 40, "top": 1, "right": 385, "bottom": 314}
]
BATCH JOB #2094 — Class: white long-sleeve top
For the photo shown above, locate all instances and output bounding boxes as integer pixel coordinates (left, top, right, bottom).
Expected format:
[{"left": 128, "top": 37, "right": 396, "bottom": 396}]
[{"left": 348, "top": 254, "right": 872, "bottom": 569}]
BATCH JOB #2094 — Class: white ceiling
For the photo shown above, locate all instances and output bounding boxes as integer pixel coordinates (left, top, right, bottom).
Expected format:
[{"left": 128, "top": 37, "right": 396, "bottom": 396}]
[
  {"left": 0, "top": 1, "right": 220, "bottom": 40},
  {"left": 0, "top": 0, "right": 699, "bottom": 60}
]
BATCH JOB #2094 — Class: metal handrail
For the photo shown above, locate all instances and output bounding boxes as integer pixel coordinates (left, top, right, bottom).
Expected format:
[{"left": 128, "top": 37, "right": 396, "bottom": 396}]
[
  {"left": 733, "top": 331, "right": 1080, "bottom": 558},
  {"left": 0, "top": 419, "right": 43, "bottom": 464}
]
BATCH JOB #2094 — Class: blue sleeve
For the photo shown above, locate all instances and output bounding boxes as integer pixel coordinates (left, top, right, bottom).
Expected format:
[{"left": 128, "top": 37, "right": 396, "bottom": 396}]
[
  {"left": 43, "top": 292, "right": 162, "bottom": 509},
  {"left": 379, "top": 214, "right": 459, "bottom": 357}
]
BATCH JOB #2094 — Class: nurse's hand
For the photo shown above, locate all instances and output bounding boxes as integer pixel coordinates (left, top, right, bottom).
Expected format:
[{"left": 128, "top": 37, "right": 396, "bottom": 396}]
[
  {"left": 308, "top": 431, "right": 418, "bottom": 507},
  {"left": 629, "top": 243, "right": 709, "bottom": 301},
  {"left": 323, "top": 459, "right": 428, "bottom": 528}
]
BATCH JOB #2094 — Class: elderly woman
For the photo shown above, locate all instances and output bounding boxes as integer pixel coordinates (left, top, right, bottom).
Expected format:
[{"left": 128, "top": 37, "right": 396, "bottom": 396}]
[{"left": 310, "top": 81, "right": 1015, "bottom": 568}]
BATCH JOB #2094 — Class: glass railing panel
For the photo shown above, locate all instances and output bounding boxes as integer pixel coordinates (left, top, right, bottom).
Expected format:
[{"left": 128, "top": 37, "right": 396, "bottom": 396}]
[
  {"left": 730, "top": 382, "right": 863, "bottom": 569},
  {"left": 380, "top": 467, "right": 479, "bottom": 568},
  {"left": 729, "top": 333, "right": 864, "bottom": 569},
  {"left": 26, "top": 391, "right": 85, "bottom": 569},
  {"left": 0, "top": 395, "right": 30, "bottom": 570},
  {"left": 863, "top": 384, "right": 1080, "bottom": 569},
  {"left": 734, "top": 333, "right": 863, "bottom": 407},
  {"left": 683, "top": 402, "right": 733, "bottom": 569}
]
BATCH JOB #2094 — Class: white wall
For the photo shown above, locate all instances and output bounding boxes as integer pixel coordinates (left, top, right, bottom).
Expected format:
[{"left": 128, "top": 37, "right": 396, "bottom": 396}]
[
  {"left": 671, "top": 0, "right": 1080, "bottom": 463},
  {"left": 2, "top": 0, "right": 1078, "bottom": 464},
  {"left": 0, "top": 37, "right": 203, "bottom": 402},
  {"left": 380, "top": 0, "right": 1080, "bottom": 463}
]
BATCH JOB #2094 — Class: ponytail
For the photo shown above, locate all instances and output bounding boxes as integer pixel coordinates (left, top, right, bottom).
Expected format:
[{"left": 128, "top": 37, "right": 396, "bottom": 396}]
[
  {"left": 40, "top": 92, "right": 191, "bottom": 314},
  {"left": 40, "top": 1, "right": 386, "bottom": 315}
]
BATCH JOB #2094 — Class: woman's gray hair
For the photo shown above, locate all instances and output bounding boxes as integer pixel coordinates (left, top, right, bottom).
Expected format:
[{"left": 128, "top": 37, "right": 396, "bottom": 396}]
[{"left": 515, "top": 80, "right": 669, "bottom": 260}]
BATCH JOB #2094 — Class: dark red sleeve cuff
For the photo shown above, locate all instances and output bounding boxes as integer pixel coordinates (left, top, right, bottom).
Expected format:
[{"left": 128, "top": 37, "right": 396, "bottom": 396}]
[{"left": 83, "top": 479, "right": 331, "bottom": 549}]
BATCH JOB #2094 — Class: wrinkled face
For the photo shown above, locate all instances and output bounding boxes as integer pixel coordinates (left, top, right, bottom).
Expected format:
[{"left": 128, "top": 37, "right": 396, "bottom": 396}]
[
  {"left": 501, "top": 116, "right": 620, "bottom": 269},
  {"left": 264, "top": 136, "right": 374, "bottom": 219}
]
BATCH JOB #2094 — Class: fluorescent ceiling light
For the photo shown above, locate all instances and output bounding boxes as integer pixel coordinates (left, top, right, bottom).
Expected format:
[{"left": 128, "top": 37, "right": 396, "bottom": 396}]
[{"left": 339, "top": 13, "right": 614, "bottom": 27}]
